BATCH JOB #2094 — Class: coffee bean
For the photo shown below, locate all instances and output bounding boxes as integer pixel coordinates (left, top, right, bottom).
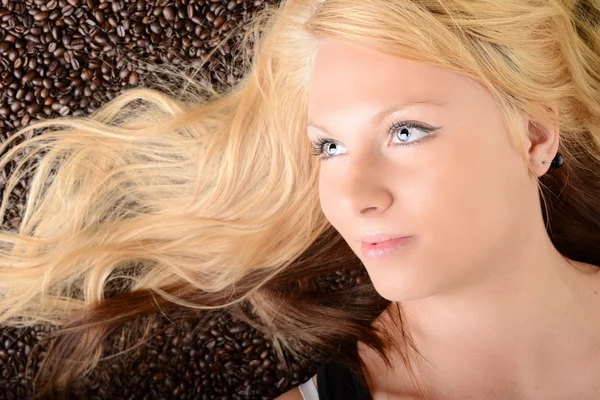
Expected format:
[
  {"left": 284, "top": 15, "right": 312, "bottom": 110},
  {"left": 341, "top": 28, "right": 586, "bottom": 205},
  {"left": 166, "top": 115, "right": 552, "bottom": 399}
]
[
  {"left": 94, "top": 10, "right": 106, "bottom": 24},
  {"left": 33, "top": 11, "right": 49, "bottom": 21},
  {"left": 30, "top": 28, "right": 42, "bottom": 39},
  {"left": 52, "top": 46, "right": 64, "bottom": 57},
  {"left": 276, "top": 376, "right": 289, "bottom": 390},
  {"left": 0, "top": 41, "right": 11, "bottom": 53},
  {"left": 128, "top": 71, "right": 138, "bottom": 85},
  {"left": 131, "top": 21, "right": 144, "bottom": 36},
  {"left": 48, "top": 60, "right": 58, "bottom": 73},
  {"left": 89, "top": 78, "right": 101, "bottom": 91},
  {"left": 213, "top": 16, "right": 226, "bottom": 29},
  {"left": 62, "top": 48, "right": 71, "bottom": 64},
  {"left": 227, "top": 1, "right": 238, "bottom": 12},
  {"left": 150, "top": 22, "right": 163, "bottom": 35},
  {"left": 49, "top": 10, "right": 61, "bottom": 21},
  {"left": 80, "top": 68, "right": 93, "bottom": 81},
  {"left": 118, "top": 68, "right": 129, "bottom": 80},
  {"left": 71, "top": 39, "right": 85, "bottom": 50},
  {"left": 6, "top": 48, "right": 18, "bottom": 62},
  {"left": 26, "top": 104, "right": 40, "bottom": 114},
  {"left": 20, "top": 114, "right": 31, "bottom": 126},
  {"left": 21, "top": 71, "right": 36, "bottom": 84},
  {"left": 25, "top": 90, "right": 36, "bottom": 102},
  {"left": 69, "top": 56, "right": 79, "bottom": 71},
  {"left": 59, "top": 5, "right": 73, "bottom": 18},
  {"left": 163, "top": 6, "right": 175, "bottom": 20}
]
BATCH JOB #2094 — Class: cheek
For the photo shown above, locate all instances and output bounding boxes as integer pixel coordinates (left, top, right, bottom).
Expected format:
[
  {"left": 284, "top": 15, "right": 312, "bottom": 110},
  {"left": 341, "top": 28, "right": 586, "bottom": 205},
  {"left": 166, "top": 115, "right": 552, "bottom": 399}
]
[
  {"left": 318, "top": 175, "right": 338, "bottom": 224},
  {"left": 318, "top": 172, "right": 359, "bottom": 248},
  {"left": 399, "top": 172, "right": 475, "bottom": 251},
  {"left": 414, "top": 150, "right": 515, "bottom": 261},
  {"left": 319, "top": 175, "right": 335, "bottom": 220}
]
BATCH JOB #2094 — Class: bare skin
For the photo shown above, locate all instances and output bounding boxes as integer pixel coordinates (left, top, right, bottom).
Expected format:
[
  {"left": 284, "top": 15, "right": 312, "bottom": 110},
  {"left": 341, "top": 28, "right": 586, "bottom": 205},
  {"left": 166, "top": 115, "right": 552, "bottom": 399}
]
[
  {"left": 359, "top": 262, "right": 600, "bottom": 399},
  {"left": 303, "top": 37, "right": 600, "bottom": 399}
]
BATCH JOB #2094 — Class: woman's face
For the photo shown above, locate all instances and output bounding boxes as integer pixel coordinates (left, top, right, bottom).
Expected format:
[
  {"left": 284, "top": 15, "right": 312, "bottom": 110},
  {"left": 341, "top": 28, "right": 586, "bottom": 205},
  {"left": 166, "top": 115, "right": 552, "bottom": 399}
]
[{"left": 306, "top": 38, "right": 541, "bottom": 302}]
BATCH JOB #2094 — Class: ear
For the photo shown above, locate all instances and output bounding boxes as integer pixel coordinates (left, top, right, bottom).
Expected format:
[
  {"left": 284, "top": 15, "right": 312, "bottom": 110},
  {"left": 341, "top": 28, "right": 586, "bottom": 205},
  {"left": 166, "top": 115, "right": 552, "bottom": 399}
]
[{"left": 525, "top": 106, "right": 560, "bottom": 177}]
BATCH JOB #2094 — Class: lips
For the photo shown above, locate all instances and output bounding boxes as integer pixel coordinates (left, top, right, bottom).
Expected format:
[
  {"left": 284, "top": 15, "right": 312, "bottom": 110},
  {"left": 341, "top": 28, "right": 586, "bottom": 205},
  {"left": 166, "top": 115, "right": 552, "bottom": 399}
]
[
  {"left": 360, "top": 233, "right": 409, "bottom": 244},
  {"left": 360, "top": 236, "right": 411, "bottom": 259}
]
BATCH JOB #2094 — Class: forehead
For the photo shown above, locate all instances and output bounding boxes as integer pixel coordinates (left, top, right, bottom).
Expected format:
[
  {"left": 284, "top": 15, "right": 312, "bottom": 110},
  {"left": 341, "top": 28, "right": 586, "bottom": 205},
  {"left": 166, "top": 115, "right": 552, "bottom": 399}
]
[{"left": 306, "top": 38, "right": 478, "bottom": 121}]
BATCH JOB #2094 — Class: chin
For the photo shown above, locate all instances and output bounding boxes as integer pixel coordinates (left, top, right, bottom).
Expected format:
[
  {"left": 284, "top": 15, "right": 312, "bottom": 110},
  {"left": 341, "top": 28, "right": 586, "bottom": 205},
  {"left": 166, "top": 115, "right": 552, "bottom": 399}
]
[
  {"left": 366, "top": 269, "right": 438, "bottom": 303},
  {"left": 372, "top": 286, "right": 430, "bottom": 303}
]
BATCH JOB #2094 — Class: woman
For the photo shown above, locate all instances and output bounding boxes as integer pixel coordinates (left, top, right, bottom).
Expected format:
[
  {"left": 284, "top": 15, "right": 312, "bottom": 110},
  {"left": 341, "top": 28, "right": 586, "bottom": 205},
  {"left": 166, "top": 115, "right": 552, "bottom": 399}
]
[
  {"left": 286, "top": 12, "right": 600, "bottom": 398},
  {"left": 0, "top": 0, "right": 599, "bottom": 399}
]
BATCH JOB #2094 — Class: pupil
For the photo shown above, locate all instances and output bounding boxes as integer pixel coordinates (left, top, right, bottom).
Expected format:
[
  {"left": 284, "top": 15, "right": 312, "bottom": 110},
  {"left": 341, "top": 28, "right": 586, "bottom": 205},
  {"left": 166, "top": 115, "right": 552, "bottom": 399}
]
[
  {"left": 399, "top": 128, "right": 409, "bottom": 140},
  {"left": 327, "top": 143, "right": 337, "bottom": 155}
]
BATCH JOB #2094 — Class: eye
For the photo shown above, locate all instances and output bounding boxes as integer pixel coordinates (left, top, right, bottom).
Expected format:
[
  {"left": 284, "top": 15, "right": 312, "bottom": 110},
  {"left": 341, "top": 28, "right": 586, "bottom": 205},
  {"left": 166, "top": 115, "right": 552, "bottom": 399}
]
[
  {"left": 311, "top": 137, "right": 347, "bottom": 160},
  {"left": 389, "top": 121, "right": 433, "bottom": 146},
  {"left": 310, "top": 121, "right": 439, "bottom": 162}
]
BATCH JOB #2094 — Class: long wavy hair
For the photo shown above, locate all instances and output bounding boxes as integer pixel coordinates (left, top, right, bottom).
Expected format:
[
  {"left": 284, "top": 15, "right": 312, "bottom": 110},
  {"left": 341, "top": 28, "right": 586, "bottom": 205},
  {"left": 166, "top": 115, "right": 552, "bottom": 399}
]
[{"left": 1, "top": 0, "right": 599, "bottom": 398}]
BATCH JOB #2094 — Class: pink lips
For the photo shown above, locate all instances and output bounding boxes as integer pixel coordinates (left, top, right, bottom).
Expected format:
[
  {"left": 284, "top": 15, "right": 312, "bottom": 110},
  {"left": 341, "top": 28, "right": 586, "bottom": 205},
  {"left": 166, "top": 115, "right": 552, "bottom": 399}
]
[{"left": 360, "top": 236, "right": 411, "bottom": 259}]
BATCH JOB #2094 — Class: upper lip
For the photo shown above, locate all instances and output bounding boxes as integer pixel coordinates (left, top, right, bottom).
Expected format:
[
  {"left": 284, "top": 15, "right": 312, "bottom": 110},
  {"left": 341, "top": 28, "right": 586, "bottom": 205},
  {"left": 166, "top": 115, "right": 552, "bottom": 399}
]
[{"left": 360, "top": 233, "right": 410, "bottom": 243}]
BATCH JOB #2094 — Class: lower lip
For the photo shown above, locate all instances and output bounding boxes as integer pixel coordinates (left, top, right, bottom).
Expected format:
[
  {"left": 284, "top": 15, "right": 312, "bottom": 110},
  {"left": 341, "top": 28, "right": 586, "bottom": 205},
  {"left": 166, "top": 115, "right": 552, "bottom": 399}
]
[{"left": 361, "top": 237, "right": 411, "bottom": 259}]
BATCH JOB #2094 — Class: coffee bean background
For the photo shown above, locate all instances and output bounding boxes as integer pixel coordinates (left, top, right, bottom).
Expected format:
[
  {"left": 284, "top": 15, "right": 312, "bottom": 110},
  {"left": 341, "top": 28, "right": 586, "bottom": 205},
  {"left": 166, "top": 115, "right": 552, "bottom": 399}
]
[{"left": 0, "top": 0, "right": 367, "bottom": 398}]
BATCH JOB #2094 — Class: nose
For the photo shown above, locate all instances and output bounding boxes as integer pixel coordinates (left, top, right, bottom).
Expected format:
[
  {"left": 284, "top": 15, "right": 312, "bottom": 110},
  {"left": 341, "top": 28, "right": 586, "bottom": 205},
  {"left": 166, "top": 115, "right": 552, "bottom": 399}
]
[{"left": 337, "top": 153, "right": 393, "bottom": 216}]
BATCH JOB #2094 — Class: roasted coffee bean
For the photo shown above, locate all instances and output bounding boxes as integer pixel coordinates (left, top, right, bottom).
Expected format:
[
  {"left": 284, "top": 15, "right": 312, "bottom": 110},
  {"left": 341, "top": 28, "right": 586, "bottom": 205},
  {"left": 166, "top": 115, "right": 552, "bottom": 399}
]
[
  {"left": 0, "top": 41, "right": 11, "bottom": 53},
  {"left": 6, "top": 48, "right": 18, "bottom": 62},
  {"left": 70, "top": 38, "right": 84, "bottom": 50},
  {"left": 70, "top": 56, "right": 80, "bottom": 71},
  {"left": 49, "top": 10, "right": 61, "bottom": 21},
  {"left": 33, "top": 11, "right": 49, "bottom": 21},
  {"left": 227, "top": 1, "right": 239, "bottom": 12},
  {"left": 80, "top": 68, "right": 93, "bottom": 81},
  {"left": 214, "top": 15, "right": 226, "bottom": 29},
  {"left": 94, "top": 10, "right": 106, "bottom": 24},
  {"left": 128, "top": 71, "right": 139, "bottom": 86},
  {"left": 21, "top": 71, "right": 36, "bottom": 84},
  {"left": 42, "top": 78, "right": 53, "bottom": 89},
  {"left": 163, "top": 6, "right": 175, "bottom": 20}
]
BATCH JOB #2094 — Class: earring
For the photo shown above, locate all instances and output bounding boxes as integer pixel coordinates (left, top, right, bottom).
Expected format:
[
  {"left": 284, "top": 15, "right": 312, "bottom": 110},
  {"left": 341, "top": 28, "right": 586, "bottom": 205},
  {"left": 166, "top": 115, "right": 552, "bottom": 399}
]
[{"left": 541, "top": 152, "right": 564, "bottom": 168}]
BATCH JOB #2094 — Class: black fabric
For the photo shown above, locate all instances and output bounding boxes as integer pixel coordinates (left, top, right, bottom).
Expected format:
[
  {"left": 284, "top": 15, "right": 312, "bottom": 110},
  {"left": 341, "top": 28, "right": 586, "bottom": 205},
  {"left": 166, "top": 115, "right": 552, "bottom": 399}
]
[{"left": 316, "top": 362, "right": 373, "bottom": 400}]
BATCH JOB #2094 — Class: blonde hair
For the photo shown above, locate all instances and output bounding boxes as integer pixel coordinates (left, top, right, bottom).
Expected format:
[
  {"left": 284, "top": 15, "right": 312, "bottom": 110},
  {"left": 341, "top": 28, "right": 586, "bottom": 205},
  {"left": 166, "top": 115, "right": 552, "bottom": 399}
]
[{"left": 1, "top": 0, "right": 599, "bottom": 397}]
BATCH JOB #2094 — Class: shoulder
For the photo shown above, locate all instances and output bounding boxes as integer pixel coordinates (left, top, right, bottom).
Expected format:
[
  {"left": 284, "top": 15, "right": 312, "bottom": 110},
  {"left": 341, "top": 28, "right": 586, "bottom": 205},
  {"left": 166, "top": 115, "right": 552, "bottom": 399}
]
[
  {"left": 274, "top": 387, "right": 304, "bottom": 400},
  {"left": 274, "top": 375, "right": 318, "bottom": 400}
]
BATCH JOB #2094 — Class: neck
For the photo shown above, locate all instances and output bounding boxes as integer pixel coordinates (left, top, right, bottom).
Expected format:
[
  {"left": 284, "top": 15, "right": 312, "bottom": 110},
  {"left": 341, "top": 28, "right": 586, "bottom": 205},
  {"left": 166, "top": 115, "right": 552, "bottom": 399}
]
[{"left": 383, "top": 227, "right": 599, "bottom": 397}]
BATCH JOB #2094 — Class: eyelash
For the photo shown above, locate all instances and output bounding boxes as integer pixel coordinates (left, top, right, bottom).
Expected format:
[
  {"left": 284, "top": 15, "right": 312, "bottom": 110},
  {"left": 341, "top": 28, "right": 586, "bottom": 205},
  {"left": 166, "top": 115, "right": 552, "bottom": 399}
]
[{"left": 310, "top": 121, "right": 436, "bottom": 162}]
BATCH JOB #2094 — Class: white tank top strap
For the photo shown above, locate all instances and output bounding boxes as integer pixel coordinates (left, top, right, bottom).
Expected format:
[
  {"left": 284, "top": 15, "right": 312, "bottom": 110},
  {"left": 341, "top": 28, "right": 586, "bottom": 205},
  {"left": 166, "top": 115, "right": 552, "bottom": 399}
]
[{"left": 298, "top": 376, "right": 319, "bottom": 400}]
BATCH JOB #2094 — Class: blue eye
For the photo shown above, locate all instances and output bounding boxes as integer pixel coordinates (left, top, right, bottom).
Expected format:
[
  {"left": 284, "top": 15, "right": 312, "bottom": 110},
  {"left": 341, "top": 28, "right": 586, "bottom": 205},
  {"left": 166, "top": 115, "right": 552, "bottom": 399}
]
[{"left": 310, "top": 121, "right": 439, "bottom": 162}]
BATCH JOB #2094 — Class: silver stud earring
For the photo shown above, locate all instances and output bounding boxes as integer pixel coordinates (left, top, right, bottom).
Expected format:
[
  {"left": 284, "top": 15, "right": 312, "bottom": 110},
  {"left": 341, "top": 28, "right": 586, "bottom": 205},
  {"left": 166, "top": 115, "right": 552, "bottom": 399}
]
[{"left": 541, "top": 152, "right": 564, "bottom": 168}]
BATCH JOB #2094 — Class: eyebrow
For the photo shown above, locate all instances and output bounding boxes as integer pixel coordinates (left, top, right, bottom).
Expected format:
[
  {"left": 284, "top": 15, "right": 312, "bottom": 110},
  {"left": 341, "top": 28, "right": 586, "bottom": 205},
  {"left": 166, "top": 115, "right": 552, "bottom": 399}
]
[{"left": 307, "top": 99, "right": 447, "bottom": 134}]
